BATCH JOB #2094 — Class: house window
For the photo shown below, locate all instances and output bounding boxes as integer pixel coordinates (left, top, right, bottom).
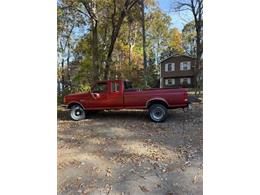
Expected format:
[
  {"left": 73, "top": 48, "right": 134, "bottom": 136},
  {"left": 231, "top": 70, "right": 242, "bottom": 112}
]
[
  {"left": 165, "top": 63, "right": 175, "bottom": 72},
  {"left": 180, "top": 61, "right": 191, "bottom": 71},
  {"left": 165, "top": 78, "right": 175, "bottom": 86},
  {"left": 180, "top": 78, "right": 191, "bottom": 85}
]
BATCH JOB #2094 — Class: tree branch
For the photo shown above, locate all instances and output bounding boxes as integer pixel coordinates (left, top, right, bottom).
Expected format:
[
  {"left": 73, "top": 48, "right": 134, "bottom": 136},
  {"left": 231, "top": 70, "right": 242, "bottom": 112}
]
[{"left": 81, "top": 1, "right": 97, "bottom": 21}]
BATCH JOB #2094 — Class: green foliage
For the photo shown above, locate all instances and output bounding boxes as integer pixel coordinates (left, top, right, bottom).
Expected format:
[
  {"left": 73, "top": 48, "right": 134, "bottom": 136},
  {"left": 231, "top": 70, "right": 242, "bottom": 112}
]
[
  {"left": 146, "top": 8, "right": 172, "bottom": 63},
  {"left": 73, "top": 84, "right": 91, "bottom": 93},
  {"left": 146, "top": 64, "right": 159, "bottom": 87},
  {"left": 57, "top": 86, "right": 71, "bottom": 104},
  {"left": 182, "top": 21, "right": 196, "bottom": 56}
]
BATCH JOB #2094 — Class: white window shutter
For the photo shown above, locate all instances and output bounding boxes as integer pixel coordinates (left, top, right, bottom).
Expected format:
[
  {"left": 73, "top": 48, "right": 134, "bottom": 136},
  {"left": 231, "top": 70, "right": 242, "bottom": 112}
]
[
  {"left": 180, "top": 62, "right": 183, "bottom": 70},
  {"left": 165, "top": 64, "right": 168, "bottom": 72},
  {"left": 187, "top": 61, "right": 191, "bottom": 70},
  {"left": 188, "top": 78, "right": 191, "bottom": 84},
  {"left": 172, "top": 79, "right": 175, "bottom": 85},
  {"left": 172, "top": 63, "right": 175, "bottom": 71},
  {"left": 165, "top": 79, "right": 168, "bottom": 85}
]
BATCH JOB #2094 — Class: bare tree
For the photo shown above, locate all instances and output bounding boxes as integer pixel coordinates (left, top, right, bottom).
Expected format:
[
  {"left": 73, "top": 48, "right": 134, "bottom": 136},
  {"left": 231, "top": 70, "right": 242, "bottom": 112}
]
[{"left": 173, "top": 0, "right": 203, "bottom": 94}]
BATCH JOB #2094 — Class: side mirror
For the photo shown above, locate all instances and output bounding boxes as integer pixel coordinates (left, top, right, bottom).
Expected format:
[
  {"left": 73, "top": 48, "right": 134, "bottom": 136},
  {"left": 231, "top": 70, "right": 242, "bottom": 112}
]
[{"left": 90, "top": 91, "right": 100, "bottom": 99}]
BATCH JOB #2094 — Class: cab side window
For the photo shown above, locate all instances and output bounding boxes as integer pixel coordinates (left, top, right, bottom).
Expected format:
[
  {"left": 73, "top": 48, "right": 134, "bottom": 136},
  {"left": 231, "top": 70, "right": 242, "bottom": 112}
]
[
  {"left": 124, "top": 81, "right": 133, "bottom": 90},
  {"left": 111, "top": 82, "right": 120, "bottom": 92},
  {"left": 92, "top": 83, "right": 107, "bottom": 93}
]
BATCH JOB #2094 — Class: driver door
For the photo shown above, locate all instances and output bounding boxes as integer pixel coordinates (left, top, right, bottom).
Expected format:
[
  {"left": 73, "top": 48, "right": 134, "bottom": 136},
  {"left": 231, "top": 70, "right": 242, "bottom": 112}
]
[{"left": 88, "top": 82, "right": 108, "bottom": 109}]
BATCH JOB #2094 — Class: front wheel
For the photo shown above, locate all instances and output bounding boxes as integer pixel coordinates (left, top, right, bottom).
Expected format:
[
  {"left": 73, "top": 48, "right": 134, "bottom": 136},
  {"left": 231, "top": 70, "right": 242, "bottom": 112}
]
[
  {"left": 148, "top": 104, "right": 168, "bottom": 122},
  {"left": 69, "top": 105, "right": 86, "bottom": 121}
]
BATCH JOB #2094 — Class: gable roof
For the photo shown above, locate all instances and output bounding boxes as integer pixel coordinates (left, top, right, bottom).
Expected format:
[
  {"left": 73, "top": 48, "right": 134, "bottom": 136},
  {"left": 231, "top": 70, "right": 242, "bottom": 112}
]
[{"left": 159, "top": 54, "right": 195, "bottom": 64}]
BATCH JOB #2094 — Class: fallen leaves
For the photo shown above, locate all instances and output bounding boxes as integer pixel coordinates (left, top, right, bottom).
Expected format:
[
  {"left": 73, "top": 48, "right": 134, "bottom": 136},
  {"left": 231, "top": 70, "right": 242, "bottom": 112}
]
[
  {"left": 138, "top": 185, "right": 150, "bottom": 192},
  {"left": 192, "top": 175, "right": 198, "bottom": 184},
  {"left": 105, "top": 168, "right": 112, "bottom": 177},
  {"left": 58, "top": 105, "right": 203, "bottom": 194}
]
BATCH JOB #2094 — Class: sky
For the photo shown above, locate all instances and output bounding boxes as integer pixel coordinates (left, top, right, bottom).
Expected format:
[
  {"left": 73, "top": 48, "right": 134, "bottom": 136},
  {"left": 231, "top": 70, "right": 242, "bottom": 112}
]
[{"left": 157, "top": 0, "right": 193, "bottom": 31}]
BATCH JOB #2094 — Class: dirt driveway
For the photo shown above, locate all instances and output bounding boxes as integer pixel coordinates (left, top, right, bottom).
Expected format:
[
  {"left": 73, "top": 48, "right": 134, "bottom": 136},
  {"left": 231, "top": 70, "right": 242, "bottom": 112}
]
[{"left": 58, "top": 103, "right": 203, "bottom": 195}]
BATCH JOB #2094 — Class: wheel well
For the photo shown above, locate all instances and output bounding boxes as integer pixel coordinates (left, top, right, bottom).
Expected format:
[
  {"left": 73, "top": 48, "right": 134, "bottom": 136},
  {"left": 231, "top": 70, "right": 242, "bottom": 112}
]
[
  {"left": 67, "top": 102, "right": 84, "bottom": 109},
  {"left": 147, "top": 100, "right": 168, "bottom": 109}
]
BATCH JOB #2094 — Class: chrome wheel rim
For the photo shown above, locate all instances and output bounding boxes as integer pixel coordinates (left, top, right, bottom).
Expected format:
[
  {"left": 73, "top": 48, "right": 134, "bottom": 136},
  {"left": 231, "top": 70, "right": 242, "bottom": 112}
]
[
  {"left": 71, "top": 106, "right": 85, "bottom": 120},
  {"left": 151, "top": 107, "right": 165, "bottom": 121}
]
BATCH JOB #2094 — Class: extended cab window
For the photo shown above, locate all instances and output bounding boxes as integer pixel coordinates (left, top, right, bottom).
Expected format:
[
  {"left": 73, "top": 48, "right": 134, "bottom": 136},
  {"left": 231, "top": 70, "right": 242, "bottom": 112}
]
[
  {"left": 124, "top": 81, "right": 133, "bottom": 91},
  {"left": 92, "top": 83, "right": 107, "bottom": 93}
]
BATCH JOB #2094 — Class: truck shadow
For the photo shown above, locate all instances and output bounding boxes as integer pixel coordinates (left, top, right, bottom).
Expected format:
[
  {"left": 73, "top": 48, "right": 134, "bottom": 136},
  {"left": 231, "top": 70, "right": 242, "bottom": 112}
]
[
  {"left": 57, "top": 109, "right": 149, "bottom": 122},
  {"left": 88, "top": 110, "right": 148, "bottom": 121},
  {"left": 57, "top": 108, "right": 194, "bottom": 123}
]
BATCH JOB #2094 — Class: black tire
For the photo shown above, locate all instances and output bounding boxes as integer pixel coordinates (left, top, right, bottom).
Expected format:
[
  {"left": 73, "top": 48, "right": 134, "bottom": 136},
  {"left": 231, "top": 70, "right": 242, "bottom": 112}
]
[
  {"left": 148, "top": 104, "right": 168, "bottom": 122},
  {"left": 69, "top": 105, "right": 86, "bottom": 121}
]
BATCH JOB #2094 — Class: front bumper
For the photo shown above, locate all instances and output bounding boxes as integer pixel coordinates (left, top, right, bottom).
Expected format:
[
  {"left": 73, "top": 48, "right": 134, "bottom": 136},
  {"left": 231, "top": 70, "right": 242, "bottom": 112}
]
[{"left": 60, "top": 104, "right": 68, "bottom": 109}]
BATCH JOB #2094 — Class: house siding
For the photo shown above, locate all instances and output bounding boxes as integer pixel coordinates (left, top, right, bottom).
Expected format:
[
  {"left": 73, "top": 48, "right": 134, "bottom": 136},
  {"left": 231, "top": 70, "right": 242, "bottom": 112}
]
[{"left": 160, "top": 55, "right": 196, "bottom": 88}]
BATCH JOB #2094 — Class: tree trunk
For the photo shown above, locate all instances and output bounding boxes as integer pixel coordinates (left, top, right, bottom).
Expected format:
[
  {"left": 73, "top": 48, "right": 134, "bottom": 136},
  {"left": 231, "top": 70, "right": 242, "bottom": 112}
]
[
  {"left": 67, "top": 41, "right": 71, "bottom": 90},
  {"left": 92, "top": 20, "right": 99, "bottom": 82},
  {"left": 104, "top": 12, "right": 126, "bottom": 80},
  {"left": 128, "top": 22, "right": 132, "bottom": 66},
  {"left": 57, "top": 79, "right": 61, "bottom": 97},
  {"left": 81, "top": 1, "right": 99, "bottom": 82},
  {"left": 140, "top": 0, "right": 147, "bottom": 86},
  {"left": 194, "top": 20, "right": 202, "bottom": 95},
  {"left": 61, "top": 59, "right": 65, "bottom": 92}
]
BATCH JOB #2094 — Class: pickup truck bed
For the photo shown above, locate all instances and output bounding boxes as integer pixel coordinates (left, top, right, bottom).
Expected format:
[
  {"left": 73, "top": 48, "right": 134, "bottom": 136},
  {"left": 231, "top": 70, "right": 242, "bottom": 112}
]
[{"left": 124, "top": 88, "right": 188, "bottom": 109}]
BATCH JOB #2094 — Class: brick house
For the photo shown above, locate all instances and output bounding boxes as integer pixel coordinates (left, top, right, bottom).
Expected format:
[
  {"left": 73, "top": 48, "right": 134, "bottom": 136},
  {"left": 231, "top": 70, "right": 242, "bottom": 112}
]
[{"left": 160, "top": 55, "right": 197, "bottom": 88}]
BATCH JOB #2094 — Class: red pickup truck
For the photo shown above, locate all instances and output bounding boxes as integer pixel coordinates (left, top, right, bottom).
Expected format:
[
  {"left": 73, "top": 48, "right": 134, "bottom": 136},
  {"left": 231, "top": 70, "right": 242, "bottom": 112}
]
[{"left": 63, "top": 80, "right": 191, "bottom": 122}]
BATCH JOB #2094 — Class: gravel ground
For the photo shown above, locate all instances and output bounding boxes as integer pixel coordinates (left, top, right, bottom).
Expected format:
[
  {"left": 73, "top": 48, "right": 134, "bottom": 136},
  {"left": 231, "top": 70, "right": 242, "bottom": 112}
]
[{"left": 57, "top": 103, "right": 203, "bottom": 195}]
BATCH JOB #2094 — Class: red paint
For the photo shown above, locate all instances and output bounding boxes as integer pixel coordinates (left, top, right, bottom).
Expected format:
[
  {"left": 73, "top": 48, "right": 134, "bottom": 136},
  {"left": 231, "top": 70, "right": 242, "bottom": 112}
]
[{"left": 64, "top": 80, "right": 189, "bottom": 110}]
